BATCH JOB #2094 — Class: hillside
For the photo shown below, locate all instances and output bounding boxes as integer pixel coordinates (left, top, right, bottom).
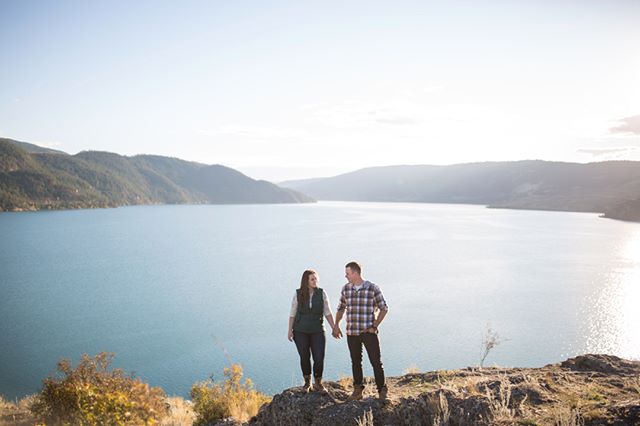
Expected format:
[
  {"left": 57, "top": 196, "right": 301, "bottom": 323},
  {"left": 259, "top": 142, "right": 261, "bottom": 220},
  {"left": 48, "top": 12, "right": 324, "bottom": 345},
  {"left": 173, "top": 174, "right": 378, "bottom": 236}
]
[
  {"left": 281, "top": 161, "right": 640, "bottom": 222},
  {"left": 0, "top": 138, "right": 314, "bottom": 211},
  {"left": 0, "top": 138, "right": 68, "bottom": 155}
]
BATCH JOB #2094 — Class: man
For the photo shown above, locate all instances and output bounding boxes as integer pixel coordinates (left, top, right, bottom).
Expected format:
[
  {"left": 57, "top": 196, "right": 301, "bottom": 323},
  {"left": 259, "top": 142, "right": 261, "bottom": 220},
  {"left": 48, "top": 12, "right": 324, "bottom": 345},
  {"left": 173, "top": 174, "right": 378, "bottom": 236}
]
[{"left": 333, "top": 261, "right": 389, "bottom": 401}]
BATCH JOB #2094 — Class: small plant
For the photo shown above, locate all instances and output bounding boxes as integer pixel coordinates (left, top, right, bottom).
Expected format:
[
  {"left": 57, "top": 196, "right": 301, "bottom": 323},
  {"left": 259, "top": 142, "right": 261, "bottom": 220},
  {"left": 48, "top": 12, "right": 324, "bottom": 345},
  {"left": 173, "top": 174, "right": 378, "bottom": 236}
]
[
  {"left": 30, "top": 352, "right": 167, "bottom": 426},
  {"left": 191, "top": 363, "right": 270, "bottom": 425},
  {"left": 552, "top": 406, "right": 584, "bottom": 426},
  {"left": 356, "top": 408, "right": 374, "bottom": 426},
  {"left": 403, "top": 364, "right": 420, "bottom": 375},
  {"left": 480, "top": 323, "right": 505, "bottom": 368}
]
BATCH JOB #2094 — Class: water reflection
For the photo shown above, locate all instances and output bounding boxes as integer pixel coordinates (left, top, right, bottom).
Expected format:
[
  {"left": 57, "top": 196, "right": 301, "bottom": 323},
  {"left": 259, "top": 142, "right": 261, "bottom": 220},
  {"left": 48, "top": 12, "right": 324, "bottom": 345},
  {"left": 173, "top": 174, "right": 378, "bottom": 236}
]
[{"left": 585, "top": 228, "right": 640, "bottom": 359}]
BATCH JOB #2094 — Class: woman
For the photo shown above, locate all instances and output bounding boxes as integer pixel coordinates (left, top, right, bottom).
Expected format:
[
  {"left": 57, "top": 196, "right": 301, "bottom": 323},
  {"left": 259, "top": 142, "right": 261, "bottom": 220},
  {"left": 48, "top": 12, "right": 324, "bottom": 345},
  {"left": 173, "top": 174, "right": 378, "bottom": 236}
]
[{"left": 288, "top": 269, "right": 335, "bottom": 393}]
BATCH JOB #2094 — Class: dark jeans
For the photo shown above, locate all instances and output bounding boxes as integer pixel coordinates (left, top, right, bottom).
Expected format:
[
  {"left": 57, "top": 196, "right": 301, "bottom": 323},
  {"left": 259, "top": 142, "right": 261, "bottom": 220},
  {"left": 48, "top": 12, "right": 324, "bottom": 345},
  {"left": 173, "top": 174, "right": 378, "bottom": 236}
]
[
  {"left": 347, "top": 332, "right": 386, "bottom": 391},
  {"left": 293, "top": 330, "right": 326, "bottom": 378}
]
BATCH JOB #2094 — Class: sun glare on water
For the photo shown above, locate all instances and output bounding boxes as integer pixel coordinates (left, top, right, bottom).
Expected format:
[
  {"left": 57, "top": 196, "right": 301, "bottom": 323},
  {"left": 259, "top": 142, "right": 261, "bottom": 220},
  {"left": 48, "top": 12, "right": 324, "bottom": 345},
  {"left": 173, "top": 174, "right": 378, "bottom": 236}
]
[{"left": 586, "top": 228, "right": 640, "bottom": 360}]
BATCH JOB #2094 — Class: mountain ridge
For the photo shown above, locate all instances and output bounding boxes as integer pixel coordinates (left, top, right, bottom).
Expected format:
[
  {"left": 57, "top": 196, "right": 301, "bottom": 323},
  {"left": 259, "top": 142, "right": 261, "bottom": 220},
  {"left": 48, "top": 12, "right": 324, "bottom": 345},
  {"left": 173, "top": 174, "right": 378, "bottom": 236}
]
[
  {"left": 281, "top": 161, "right": 640, "bottom": 221},
  {"left": 0, "top": 138, "right": 314, "bottom": 211}
]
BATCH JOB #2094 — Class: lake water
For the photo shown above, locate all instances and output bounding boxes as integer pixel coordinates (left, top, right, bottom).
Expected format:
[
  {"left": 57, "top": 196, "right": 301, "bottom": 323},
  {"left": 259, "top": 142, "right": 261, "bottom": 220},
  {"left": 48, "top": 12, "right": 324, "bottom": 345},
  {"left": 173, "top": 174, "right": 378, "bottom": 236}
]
[{"left": 1, "top": 202, "right": 639, "bottom": 400}]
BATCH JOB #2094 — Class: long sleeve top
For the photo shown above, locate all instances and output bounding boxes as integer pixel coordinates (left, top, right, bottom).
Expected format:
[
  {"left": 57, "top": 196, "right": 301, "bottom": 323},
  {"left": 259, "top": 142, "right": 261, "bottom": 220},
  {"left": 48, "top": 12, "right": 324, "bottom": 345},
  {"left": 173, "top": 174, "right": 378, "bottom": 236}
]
[{"left": 289, "top": 289, "right": 333, "bottom": 317}]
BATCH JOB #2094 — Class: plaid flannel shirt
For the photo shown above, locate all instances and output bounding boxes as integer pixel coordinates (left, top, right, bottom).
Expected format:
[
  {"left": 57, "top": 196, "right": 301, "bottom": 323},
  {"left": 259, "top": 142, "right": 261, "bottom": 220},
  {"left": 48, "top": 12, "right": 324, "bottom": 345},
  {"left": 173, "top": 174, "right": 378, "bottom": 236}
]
[{"left": 337, "top": 280, "right": 388, "bottom": 336}]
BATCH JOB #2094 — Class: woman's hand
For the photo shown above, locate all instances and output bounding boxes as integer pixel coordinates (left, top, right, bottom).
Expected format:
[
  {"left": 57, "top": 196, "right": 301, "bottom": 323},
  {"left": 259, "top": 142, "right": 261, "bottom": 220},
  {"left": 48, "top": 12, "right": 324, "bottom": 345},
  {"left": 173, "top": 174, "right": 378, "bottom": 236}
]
[
  {"left": 332, "top": 326, "right": 343, "bottom": 339},
  {"left": 288, "top": 330, "right": 294, "bottom": 342}
]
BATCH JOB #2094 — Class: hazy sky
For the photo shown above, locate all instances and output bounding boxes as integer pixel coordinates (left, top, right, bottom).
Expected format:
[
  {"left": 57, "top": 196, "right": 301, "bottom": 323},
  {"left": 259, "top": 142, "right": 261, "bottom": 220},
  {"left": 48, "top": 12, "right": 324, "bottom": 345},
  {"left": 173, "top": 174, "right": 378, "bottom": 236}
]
[{"left": 1, "top": 1, "right": 640, "bottom": 181}]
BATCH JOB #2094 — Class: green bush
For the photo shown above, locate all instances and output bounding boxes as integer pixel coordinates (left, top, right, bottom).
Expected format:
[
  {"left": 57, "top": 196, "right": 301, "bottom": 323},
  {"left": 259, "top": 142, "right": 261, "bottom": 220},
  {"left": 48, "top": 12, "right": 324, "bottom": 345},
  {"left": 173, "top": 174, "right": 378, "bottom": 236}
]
[
  {"left": 190, "top": 364, "right": 271, "bottom": 425},
  {"left": 30, "top": 352, "right": 167, "bottom": 425}
]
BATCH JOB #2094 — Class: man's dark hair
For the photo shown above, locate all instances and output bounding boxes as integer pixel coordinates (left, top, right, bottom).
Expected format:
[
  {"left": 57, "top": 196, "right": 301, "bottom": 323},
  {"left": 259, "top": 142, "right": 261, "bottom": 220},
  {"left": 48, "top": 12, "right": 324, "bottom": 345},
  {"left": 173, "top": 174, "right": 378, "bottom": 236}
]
[{"left": 345, "top": 261, "right": 362, "bottom": 275}]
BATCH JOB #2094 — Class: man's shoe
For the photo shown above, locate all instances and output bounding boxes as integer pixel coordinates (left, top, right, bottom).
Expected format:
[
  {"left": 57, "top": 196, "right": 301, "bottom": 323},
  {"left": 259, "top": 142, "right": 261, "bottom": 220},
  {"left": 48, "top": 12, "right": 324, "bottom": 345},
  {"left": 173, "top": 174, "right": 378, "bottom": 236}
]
[
  {"left": 302, "top": 375, "right": 312, "bottom": 393},
  {"left": 313, "top": 377, "right": 327, "bottom": 393},
  {"left": 378, "top": 386, "right": 388, "bottom": 401},
  {"left": 348, "top": 385, "right": 364, "bottom": 400}
]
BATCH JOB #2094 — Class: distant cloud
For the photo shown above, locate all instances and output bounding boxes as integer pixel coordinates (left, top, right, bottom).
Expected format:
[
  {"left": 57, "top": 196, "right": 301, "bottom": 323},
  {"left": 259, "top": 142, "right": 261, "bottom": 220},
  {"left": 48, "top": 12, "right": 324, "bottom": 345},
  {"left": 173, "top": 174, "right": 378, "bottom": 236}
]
[
  {"left": 375, "top": 116, "right": 420, "bottom": 125},
  {"left": 577, "top": 147, "right": 638, "bottom": 157},
  {"left": 302, "top": 101, "right": 420, "bottom": 128},
  {"left": 609, "top": 115, "right": 640, "bottom": 135},
  {"left": 199, "top": 125, "right": 307, "bottom": 141}
]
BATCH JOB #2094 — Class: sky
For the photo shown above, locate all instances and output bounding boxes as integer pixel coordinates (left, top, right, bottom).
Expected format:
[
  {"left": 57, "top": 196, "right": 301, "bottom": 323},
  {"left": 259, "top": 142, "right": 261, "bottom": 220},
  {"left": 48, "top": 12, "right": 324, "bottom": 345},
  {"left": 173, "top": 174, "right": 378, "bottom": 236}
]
[{"left": 1, "top": 0, "right": 640, "bottom": 182}]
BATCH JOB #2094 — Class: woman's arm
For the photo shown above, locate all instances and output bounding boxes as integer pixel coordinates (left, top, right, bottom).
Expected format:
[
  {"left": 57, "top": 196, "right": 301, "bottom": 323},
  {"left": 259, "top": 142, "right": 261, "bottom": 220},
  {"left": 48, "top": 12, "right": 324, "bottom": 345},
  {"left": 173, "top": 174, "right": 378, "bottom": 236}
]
[
  {"left": 325, "top": 313, "right": 336, "bottom": 331},
  {"left": 322, "top": 289, "right": 337, "bottom": 334},
  {"left": 288, "top": 293, "right": 297, "bottom": 341}
]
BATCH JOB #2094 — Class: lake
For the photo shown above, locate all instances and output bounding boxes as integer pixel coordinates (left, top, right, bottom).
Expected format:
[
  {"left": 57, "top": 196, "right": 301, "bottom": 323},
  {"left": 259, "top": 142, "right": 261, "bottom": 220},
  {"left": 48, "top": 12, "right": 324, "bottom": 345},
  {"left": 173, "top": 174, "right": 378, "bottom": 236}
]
[{"left": 1, "top": 202, "right": 639, "bottom": 400}]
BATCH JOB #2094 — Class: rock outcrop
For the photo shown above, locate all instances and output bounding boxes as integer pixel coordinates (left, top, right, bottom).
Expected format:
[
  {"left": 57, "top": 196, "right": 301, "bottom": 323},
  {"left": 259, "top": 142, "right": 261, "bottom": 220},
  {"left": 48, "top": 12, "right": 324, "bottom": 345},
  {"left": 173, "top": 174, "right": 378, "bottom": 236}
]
[{"left": 247, "top": 355, "right": 640, "bottom": 426}]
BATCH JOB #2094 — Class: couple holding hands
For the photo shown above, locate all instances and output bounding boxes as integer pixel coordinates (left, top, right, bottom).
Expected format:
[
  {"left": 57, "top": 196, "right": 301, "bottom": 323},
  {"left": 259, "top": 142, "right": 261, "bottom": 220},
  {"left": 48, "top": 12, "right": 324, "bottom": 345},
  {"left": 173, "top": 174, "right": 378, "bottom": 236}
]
[{"left": 287, "top": 261, "right": 389, "bottom": 401}]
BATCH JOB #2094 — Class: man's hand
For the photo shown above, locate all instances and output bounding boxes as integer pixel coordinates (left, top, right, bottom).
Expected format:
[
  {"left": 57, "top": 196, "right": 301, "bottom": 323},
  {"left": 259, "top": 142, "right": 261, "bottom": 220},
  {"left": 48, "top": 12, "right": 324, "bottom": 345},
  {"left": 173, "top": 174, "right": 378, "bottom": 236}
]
[
  {"left": 364, "top": 321, "right": 379, "bottom": 334},
  {"left": 332, "top": 326, "right": 343, "bottom": 339},
  {"left": 288, "top": 330, "right": 293, "bottom": 342}
]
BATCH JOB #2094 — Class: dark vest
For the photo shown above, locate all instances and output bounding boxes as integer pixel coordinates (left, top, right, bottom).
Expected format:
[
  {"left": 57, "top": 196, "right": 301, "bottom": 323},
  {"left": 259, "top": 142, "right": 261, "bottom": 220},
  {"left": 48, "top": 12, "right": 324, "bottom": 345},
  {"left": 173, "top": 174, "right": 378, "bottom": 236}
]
[{"left": 293, "top": 288, "right": 324, "bottom": 333}]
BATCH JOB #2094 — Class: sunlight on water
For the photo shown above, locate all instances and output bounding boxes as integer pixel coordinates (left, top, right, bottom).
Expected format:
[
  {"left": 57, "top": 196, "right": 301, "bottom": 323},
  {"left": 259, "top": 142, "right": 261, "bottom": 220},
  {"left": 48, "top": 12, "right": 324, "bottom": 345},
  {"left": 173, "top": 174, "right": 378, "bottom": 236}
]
[{"left": 586, "top": 228, "right": 640, "bottom": 359}]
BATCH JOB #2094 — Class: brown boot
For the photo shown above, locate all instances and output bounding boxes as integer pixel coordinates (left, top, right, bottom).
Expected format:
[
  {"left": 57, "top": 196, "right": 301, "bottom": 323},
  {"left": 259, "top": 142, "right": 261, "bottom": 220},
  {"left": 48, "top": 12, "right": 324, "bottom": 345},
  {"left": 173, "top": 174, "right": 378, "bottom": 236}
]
[
  {"left": 302, "top": 375, "right": 312, "bottom": 393},
  {"left": 348, "top": 385, "right": 364, "bottom": 400},
  {"left": 313, "top": 377, "right": 327, "bottom": 393},
  {"left": 378, "top": 386, "right": 388, "bottom": 401}
]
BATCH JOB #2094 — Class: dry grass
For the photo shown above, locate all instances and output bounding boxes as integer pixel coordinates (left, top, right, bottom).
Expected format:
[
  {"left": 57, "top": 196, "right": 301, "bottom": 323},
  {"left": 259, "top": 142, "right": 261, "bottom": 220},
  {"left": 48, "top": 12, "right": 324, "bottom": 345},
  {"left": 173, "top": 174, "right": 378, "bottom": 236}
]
[
  {"left": 552, "top": 406, "right": 584, "bottom": 426},
  {"left": 338, "top": 374, "right": 353, "bottom": 389},
  {"left": 435, "top": 370, "right": 456, "bottom": 387},
  {"left": 458, "top": 377, "right": 483, "bottom": 397},
  {"left": 355, "top": 408, "right": 374, "bottom": 426},
  {"left": 626, "top": 377, "right": 640, "bottom": 394},
  {"left": 159, "top": 396, "right": 195, "bottom": 426},
  {"left": 0, "top": 396, "right": 10, "bottom": 413},
  {"left": 403, "top": 364, "right": 420, "bottom": 375},
  {"left": 582, "top": 384, "right": 607, "bottom": 403},
  {"left": 0, "top": 394, "right": 37, "bottom": 426},
  {"left": 227, "top": 389, "right": 268, "bottom": 423},
  {"left": 486, "top": 374, "right": 514, "bottom": 423}
]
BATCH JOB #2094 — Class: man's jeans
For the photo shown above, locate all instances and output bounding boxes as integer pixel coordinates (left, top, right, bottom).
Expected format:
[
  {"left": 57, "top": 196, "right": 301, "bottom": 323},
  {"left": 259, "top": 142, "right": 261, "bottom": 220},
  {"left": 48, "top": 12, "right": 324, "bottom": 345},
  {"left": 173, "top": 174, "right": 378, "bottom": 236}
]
[
  {"left": 347, "top": 332, "right": 386, "bottom": 391},
  {"left": 293, "top": 331, "right": 326, "bottom": 378}
]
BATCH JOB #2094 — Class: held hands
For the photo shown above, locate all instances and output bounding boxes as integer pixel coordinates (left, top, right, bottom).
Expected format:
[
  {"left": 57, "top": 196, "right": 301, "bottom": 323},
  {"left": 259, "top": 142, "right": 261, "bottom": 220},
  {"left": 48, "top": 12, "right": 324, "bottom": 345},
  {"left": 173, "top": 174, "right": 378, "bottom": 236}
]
[{"left": 332, "top": 325, "right": 343, "bottom": 339}]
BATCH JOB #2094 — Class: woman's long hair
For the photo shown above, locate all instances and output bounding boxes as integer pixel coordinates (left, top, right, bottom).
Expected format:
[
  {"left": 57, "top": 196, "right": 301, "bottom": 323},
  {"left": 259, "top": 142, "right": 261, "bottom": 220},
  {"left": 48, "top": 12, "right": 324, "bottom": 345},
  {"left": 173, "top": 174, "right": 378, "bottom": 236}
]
[{"left": 298, "top": 269, "right": 317, "bottom": 307}]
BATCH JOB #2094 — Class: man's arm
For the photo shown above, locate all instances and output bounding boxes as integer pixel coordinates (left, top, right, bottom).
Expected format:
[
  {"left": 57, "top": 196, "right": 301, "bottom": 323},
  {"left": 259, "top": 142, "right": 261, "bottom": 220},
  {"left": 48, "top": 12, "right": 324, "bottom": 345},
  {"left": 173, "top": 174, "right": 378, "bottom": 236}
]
[
  {"left": 374, "top": 309, "right": 387, "bottom": 328},
  {"left": 332, "top": 288, "right": 346, "bottom": 338},
  {"left": 332, "top": 309, "right": 344, "bottom": 338},
  {"left": 366, "top": 285, "right": 388, "bottom": 333}
]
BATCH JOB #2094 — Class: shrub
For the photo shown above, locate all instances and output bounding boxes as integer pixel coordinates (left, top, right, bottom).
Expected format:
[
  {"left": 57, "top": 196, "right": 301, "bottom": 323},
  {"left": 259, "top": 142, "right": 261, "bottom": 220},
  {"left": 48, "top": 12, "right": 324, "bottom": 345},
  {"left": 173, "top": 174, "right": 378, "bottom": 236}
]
[
  {"left": 30, "top": 352, "right": 167, "bottom": 425},
  {"left": 190, "top": 364, "right": 270, "bottom": 424}
]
